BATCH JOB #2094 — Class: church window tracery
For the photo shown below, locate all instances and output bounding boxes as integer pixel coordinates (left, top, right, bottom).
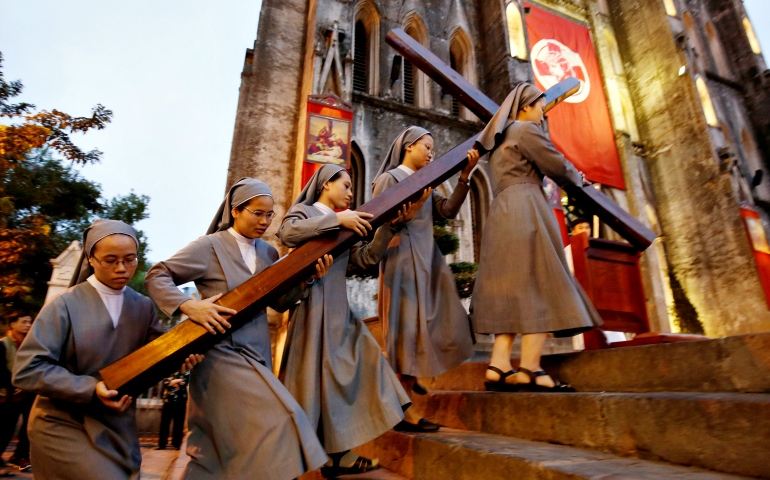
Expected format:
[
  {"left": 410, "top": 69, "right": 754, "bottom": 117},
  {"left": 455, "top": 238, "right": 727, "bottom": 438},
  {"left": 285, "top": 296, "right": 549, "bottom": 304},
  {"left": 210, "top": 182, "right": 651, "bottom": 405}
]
[
  {"left": 353, "top": 0, "right": 380, "bottom": 95},
  {"left": 505, "top": 2, "right": 527, "bottom": 60},
  {"left": 449, "top": 27, "right": 477, "bottom": 121},
  {"left": 403, "top": 12, "right": 431, "bottom": 108}
]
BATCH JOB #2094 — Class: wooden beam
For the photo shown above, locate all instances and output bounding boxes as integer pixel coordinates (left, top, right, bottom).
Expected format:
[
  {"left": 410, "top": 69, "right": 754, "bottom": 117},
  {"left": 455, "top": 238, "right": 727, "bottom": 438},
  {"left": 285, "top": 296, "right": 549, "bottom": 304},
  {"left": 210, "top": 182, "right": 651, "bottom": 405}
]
[
  {"left": 386, "top": 28, "right": 657, "bottom": 251},
  {"left": 100, "top": 79, "right": 580, "bottom": 397},
  {"left": 101, "top": 136, "right": 476, "bottom": 396}
]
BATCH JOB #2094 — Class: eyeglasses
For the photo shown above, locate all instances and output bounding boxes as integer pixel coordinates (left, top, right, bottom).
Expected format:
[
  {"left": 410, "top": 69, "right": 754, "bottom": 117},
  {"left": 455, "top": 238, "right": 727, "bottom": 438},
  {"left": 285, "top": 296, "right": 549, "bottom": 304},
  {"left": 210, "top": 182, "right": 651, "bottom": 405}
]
[
  {"left": 417, "top": 143, "right": 434, "bottom": 154},
  {"left": 243, "top": 207, "right": 277, "bottom": 220},
  {"left": 92, "top": 256, "right": 139, "bottom": 268}
]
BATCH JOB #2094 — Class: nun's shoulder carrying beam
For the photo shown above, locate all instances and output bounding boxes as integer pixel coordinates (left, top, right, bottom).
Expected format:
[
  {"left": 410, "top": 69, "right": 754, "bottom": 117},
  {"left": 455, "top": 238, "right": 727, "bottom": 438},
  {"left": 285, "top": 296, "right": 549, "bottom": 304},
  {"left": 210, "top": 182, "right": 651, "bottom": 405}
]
[
  {"left": 100, "top": 136, "right": 478, "bottom": 396},
  {"left": 99, "top": 78, "right": 581, "bottom": 397},
  {"left": 386, "top": 28, "right": 656, "bottom": 251}
]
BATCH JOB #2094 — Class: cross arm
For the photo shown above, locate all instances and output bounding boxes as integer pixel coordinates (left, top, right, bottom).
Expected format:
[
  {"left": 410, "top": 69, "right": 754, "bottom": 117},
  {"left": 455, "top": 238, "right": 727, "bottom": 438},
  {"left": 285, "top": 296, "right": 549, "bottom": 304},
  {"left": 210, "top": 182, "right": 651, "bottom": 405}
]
[{"left": 386, "top": 28, "right": 656, "bottom": 251}]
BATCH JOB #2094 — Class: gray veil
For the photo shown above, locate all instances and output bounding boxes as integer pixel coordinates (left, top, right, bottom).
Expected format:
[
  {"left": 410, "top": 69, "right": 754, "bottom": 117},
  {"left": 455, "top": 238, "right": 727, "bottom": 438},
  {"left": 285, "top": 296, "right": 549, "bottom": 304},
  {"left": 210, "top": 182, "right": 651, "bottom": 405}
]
[
  {"left": 372, "top": 126, "right": 431, "bottom": 184},
  {"left": 291, "top": 164, "right": 346, "bottom": 207},
  {"left": 207, "top": 177, "right": 273, "bottom": 234},
  {"left": 68, "top": 219, "right": 139, "bottom": 287},
  {"left": 475, "top": 82, "right": 544, "bottom": 154}
]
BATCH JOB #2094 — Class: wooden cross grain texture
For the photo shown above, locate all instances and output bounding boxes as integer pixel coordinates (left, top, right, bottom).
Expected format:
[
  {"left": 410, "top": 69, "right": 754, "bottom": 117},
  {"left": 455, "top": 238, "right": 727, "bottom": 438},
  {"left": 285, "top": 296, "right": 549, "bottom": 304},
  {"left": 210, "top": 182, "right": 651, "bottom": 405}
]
[
  {"left": 386, "top": 28, "right": 657, "bottom": 251},
  {"left": 100, "top": 75, "right": 580, "bottom": 397}
]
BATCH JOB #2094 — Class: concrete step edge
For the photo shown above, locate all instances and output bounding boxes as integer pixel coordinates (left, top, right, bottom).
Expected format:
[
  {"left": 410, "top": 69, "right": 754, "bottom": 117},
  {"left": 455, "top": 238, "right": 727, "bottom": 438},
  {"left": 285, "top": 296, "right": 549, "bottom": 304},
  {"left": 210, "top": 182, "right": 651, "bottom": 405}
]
[
  {"left": 407, "top": 390, "right": 770, "bottom": 478},
  {"left": 356, "top": 429, "right": 754, "bottom": 480}
]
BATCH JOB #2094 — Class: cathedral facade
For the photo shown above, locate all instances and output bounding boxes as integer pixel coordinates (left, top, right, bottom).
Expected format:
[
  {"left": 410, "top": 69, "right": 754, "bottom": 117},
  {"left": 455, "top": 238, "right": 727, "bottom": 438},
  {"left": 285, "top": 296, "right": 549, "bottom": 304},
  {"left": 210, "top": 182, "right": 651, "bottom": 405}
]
[{"left": 227, "top": 0, "right": 770, "bottom": 339}]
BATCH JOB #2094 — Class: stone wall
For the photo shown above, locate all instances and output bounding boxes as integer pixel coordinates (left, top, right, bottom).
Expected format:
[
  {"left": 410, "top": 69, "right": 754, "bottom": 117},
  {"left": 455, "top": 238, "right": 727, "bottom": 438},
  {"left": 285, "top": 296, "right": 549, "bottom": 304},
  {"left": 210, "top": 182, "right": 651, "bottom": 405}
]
[
  {"left": 608, "top": 0, "right": 770, "bottom": 336},
  {"left": 227, "top": 0, "right": 315, "bottom": 254},
  {"left": 228, "top": 0, "right": 770, "bottom": 339}
]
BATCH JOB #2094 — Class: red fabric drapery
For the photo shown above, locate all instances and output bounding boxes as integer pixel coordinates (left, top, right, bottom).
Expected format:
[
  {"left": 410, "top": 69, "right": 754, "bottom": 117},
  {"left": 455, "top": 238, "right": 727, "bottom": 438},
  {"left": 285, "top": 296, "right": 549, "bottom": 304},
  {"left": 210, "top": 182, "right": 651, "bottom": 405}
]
[{"left": 524, "top": 3, "right": 625, "bottom": 189}]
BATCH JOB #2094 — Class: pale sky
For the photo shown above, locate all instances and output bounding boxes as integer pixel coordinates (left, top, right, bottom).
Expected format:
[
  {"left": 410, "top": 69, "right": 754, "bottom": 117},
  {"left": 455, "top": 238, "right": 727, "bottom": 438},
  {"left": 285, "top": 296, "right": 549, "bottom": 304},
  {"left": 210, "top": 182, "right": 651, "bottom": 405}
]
[{"left": 1, "top": 1, "right": 768, "bottom": 264}]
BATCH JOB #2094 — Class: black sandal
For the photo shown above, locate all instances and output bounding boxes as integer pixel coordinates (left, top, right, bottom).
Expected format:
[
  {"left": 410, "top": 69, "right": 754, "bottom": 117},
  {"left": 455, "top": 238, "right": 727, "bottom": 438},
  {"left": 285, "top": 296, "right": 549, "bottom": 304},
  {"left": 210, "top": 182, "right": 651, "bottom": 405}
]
[
  {"left": 320, "top": 454, "right": 380, "bottom": 478},
  {"left": 516, "top": 368, "right": 575, "bottom": 392},
  {"left": 484, "top": 366, "right": 519, "bottom": 392},
  {"left": 412, "top": 381, "right": 428, "bottom": 395}
]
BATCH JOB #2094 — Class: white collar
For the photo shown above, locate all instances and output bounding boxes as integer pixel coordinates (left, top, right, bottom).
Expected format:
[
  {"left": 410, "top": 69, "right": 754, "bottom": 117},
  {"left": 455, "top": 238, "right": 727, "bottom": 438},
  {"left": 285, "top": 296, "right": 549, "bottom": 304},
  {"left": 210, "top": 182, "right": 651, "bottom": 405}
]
[
  {"left": 87, "top": 275, "right": 125, "bottom": 296},
  {"left": 396, "top": 164, "right": 416, "bottom": 176},
  {"left": 228, "top": 227, "right": 258, "bottom": 246},
  {"left": 312, "top": 202, "right": 336, "bottom": 216}
]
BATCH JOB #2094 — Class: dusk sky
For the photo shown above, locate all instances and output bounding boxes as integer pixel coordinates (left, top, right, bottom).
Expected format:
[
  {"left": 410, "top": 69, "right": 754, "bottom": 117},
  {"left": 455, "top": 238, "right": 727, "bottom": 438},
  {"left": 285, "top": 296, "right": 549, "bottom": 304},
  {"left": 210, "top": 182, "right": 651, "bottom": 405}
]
[{"left": 1, "top": 0, "right": 768, "bottom": 264}]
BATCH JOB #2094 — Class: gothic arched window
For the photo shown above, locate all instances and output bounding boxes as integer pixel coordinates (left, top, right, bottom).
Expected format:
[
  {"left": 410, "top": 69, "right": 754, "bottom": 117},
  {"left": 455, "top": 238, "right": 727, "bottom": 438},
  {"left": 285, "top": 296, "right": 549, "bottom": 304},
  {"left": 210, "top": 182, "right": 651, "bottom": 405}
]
[
  {"left": 349, "top": 142, "right": 366, "bottom": 209},
  {"left": 663, "top": 0, "right": 677, "bottom": 17},
  {"left": 683, "top": 12, "right": 704, "bottom": 73},
  {"left": 506, "top": 2, "right": 527, "bottom": 60},
  {"left": 353, "top": 0, "right": 380, "bottom": 95},
  {"left": 696, "top": 76, "right": 718, "bottom": 127},
  {"left": 743, "top": 17, "right": 762, "bottom": 55},
  {"left": 449, "top": 27, "right": 477, "bottom": 120},
  {"left": 403, "top": 12, "right": 431, "bottom": 108},
  {"left": 705, "top": 22, "right": 730, "bottom": 78}
]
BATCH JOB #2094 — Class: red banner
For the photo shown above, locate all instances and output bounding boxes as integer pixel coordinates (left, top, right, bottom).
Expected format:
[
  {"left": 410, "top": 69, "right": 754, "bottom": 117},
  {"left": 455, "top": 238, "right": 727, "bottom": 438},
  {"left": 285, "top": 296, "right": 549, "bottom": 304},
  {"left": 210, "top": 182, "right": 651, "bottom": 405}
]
[{"left": 524, "top": 4, "right": 625, "bottom": 189}]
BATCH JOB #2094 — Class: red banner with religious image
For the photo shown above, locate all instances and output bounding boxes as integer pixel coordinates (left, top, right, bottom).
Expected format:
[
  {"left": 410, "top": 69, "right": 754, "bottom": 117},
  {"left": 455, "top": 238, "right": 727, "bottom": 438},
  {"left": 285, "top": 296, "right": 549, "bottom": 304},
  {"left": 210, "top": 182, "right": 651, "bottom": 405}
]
[
  {"left": 301, "top": 95, "right": 354, "bottom": 188},
  {"left": 524, "top": 3, "right": 625, "bottom": 189}
]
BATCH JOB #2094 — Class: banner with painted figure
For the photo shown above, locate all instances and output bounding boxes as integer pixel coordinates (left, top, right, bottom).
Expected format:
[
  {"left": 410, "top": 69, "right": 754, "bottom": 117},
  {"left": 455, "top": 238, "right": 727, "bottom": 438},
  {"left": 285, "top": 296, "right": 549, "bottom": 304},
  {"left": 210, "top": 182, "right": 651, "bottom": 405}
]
[{"left": 524, "top": 3, "right": 626, "bottom": 189}]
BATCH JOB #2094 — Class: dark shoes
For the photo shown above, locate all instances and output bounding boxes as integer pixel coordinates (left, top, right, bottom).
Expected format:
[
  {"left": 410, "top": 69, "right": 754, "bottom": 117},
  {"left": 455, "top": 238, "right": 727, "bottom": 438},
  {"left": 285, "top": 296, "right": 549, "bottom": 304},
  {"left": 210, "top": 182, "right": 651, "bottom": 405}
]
[
  {"left": 484, "top": 366, "right": 518, "bottom": 392},
  {"left": 320, "top": 455, "right": 380, "bottom": 478},
  {"left": 412, "top": 382, "right": 428, "bottom": 395},
  {"left": 515, "top": 368, "right": 575, "bottom": 392},
  {"left": 17, "top": 458, "right": 31, "bottom": 472},
  {"left": 484, "top": 366, "right": 575, "bottom": 392},
  {"left": 394, "top": 418, "right": 440, "bottom": 432}
]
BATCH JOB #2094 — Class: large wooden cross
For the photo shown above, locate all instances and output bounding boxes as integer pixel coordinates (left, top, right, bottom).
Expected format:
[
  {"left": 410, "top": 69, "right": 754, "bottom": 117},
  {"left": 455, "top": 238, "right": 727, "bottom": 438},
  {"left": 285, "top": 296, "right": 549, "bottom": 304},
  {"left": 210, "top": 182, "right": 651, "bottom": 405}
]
[
  {"left": 100, "top": 34, "right": 650, "bottom": 396},
  {"left": 386, "top": 28, "right": 656, "bottom": 250}
]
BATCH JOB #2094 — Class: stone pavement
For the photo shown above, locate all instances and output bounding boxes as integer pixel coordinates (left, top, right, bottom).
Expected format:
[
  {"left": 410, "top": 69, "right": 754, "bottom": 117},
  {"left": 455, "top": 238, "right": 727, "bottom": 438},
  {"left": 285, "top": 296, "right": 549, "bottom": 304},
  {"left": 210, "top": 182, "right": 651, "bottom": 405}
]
[{"left": 1, "top": 436, "right": 180, "bottom": 480}]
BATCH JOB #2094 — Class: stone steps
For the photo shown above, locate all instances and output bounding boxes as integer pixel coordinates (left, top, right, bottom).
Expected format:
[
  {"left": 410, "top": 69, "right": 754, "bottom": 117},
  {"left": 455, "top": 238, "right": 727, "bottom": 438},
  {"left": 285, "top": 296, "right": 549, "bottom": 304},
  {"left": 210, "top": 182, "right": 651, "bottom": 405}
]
[
  {"left": 408, "top": 390, "right": 770, "bottom": 478},
  {"left": 355, "top": 429, "right": 752, "bottom": 480},
  {"left": 300, "top": 467, "right": 407, "bottom": 480},
  {"left": 420, "top": 332, "right": 770, "bottom": 393}
]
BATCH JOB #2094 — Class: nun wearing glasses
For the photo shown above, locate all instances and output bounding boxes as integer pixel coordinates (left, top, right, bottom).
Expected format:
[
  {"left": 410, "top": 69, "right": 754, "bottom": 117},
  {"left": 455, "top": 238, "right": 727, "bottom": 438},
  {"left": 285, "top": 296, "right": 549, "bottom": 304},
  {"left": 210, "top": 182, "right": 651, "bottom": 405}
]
[
  {"left": 144, "top": 178, "right": 332, "bottom": 480},
  {"left": 13, "top": 219, "right": 201, "bottom": 480}
]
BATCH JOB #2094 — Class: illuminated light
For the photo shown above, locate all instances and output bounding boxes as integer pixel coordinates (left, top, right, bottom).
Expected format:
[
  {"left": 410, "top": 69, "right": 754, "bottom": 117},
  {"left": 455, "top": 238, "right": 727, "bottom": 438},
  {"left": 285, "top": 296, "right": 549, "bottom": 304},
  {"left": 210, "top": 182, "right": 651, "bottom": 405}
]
[
  {"left": 696, "top": 77, "right": 718, "bottom": 127},
  {"left": 506, "top": 2, "right": 528, "bottom": 60},
  {"left": 679, "top": 65, "right": 686, "bottom": 76},
  {"left": 663, "top": 0, "right": 677, "bottom": 17},
  {"left": 743, "top": 17, "right": 762, "bottom": 55}
]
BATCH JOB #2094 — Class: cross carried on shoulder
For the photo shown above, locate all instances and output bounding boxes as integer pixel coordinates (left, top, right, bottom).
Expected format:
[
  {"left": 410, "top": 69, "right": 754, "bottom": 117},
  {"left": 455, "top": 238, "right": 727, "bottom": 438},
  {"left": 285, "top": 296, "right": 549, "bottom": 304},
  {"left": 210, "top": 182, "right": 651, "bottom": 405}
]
[
  {"left": 99, "top": 31, "right": 654, "bottom": 396},
  {"left": 385, "top": 28, "right": 656, "bottom": 251}
]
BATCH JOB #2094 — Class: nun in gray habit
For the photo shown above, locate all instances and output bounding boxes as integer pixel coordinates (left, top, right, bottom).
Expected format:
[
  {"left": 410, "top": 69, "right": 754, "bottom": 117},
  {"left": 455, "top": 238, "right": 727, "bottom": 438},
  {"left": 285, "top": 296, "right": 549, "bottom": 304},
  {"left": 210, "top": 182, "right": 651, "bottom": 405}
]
[
  {"left": 13, "top": 220, "right": 163, "bottom": 480},
  {"left": 144, "top": 178, "right": 328, "bottom": 480},
  {"left": 470, "top": 83, "right": 602, "bottom": 390},
  {"left": 372, "top": 127, "right": 474, "bottom": 383},
  {"left": 277, "top": 165, "right": 410, "bottom": 472}
]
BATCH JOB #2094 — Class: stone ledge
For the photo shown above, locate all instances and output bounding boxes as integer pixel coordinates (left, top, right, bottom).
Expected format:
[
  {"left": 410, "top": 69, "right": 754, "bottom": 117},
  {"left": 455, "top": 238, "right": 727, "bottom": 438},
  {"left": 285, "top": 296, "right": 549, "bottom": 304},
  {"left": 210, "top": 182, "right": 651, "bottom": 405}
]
[
  {"left": 420, "top": 332, "right": 770, "bottom": 393},
  {"left": 355, "top": 429, "right": 753, "bottom": 480},
  {"left": 411, "top": 391, "right": 770, "bottom": 478}
]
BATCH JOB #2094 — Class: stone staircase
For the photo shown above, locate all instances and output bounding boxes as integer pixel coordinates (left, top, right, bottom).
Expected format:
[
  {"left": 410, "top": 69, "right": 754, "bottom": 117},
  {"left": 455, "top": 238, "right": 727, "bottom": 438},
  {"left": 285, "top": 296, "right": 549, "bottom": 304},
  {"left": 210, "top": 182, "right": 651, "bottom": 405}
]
[{"left": 354, "top": 333, "right": 770, "bottom": 479}]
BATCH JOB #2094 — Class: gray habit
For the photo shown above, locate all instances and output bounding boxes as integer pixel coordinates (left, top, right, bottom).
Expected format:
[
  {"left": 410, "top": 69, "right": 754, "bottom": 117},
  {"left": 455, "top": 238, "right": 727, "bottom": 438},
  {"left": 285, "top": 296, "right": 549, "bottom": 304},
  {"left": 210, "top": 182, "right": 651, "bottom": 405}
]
[
  {"left": 470, "top": 121, "right": 603, "bottom": 335},
  {"left": 373, "top": 169, "right": 474, "bottom": 377},
  {"left": 144, "top": 230, "right": 328, "bottom": 480},
  {"left": 12, "top": 282, "right": 163, "bottom": 480},
  {"left": 277, "top": 204, "right": 411, "bottom": 454}
]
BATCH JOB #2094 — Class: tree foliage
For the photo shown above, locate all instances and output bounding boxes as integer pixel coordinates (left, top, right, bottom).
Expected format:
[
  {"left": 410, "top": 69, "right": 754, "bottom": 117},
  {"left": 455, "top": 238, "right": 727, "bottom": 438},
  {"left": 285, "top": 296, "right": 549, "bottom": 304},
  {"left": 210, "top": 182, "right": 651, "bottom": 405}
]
[{"left": 0, "top": 52, "right": 150, "bottom": 319}]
